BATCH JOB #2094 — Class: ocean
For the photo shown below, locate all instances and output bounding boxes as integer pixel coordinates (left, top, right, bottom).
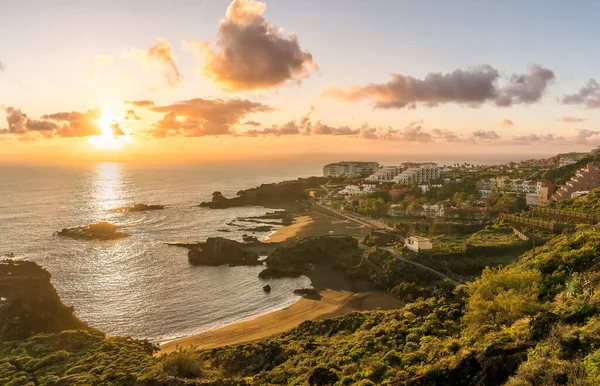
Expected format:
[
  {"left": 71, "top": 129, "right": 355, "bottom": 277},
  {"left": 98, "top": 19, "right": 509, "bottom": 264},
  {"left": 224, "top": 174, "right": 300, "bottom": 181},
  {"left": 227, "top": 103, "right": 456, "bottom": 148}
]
[{"left": 0, "top": 161, "right": 322, "bottom": 342}]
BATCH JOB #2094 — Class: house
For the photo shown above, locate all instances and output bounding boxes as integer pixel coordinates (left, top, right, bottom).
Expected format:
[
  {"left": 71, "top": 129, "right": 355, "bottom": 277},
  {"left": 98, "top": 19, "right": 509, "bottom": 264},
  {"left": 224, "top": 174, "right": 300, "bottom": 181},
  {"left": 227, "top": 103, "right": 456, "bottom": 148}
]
[
  {"left": 421, "top": 204, "right": 445, "bottom": 218},
  {"left": 405, "top": 236, "right": 433, "bottom": 252}
]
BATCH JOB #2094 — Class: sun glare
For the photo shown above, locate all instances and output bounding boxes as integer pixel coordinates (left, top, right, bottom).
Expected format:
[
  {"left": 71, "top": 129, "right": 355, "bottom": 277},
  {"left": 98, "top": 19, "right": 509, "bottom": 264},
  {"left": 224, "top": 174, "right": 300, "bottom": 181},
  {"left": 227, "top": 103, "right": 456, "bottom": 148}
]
[{"left": 88, "top": 114, "right": 130, "bottom": 151}]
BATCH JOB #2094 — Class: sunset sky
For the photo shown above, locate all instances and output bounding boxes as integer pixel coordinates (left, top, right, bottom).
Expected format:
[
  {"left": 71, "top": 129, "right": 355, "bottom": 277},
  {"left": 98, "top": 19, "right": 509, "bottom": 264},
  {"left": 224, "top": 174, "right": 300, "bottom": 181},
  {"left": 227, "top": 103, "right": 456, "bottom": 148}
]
[{"left": 1, "top": 0, "right": 600, "bottom": 163}]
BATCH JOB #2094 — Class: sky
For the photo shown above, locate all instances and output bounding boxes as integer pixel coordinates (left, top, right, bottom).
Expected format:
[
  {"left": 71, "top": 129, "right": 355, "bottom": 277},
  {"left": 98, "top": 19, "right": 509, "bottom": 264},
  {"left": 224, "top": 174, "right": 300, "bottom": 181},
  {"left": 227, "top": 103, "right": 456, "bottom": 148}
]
[{"left": 1, "top": 0, "right": 600, "bottom": 163}]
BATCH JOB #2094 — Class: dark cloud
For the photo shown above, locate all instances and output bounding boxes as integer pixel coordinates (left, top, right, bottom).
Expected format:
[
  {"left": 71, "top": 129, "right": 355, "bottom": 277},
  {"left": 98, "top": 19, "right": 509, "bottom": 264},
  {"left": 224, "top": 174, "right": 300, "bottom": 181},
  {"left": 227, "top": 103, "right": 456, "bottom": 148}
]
[
  {"left": 562, "top": 79, "right": 600, "bottom": 108},
  {"left": 558, "top": 116, "right": 585, "bottom": 123},
  {"left": 323, "top": 64, "right": 554, "bottom": 109},
  {"left": 149, "top": 98, "right": 273, "bottom": 137},
  {"left": 125, "top": 100, "right": 155, "bottom": 107},
  {"left": 471, "top": 129, "right": 500, "bottom": 141},
  {"left": 41, "top": 110, "right": 103, "bottom": 137},
  {"left": 187, "top": 0, "right": 317, "bottom": 91},
  {"left": 494, "top": 64, "right": 555, "bottom": 107},
  {"left": 125, "top": 109, "right": 141, "bottom": 120},
  {"left": 243, "top": 120, "right": 261, "bottom": 126}
]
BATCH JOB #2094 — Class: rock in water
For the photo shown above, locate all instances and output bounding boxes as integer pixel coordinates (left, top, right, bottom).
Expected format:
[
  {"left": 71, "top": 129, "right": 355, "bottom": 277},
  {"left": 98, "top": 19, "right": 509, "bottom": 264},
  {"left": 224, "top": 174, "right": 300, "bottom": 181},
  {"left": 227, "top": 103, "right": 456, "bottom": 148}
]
[
  {"left": 263, "top": 284, "right": 272, "bottom": 293},
  {"left": 293, "top": 288, "right": 318, "bottom": 296},
  {"left": 188, "top": 237, "right": 260, "bottom": 266},
  {"left": 258, "top": 268, "right": 303, "bottom": 279}
]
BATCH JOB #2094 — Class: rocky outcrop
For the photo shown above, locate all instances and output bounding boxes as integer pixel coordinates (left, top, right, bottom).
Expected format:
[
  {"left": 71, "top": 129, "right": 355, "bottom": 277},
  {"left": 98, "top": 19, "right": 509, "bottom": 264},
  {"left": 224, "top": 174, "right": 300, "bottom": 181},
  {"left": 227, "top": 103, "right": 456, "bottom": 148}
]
[
  {"left": 112, "top": 203, "right": 165, "bottom": 212},
  {"left": 54, "top": 222, "right": 129, "bottom": 240},
  {"left": 0, "top": 260, "right": 88, "bottom": 342},
  {"left": 263, "top": 284, "right": 272, "bottom": 293},
  {"left": 188, "top": 237, "right": 261, "bottom": 266},
  {"left": 265, "top": 235, "right": 359, "bottom": 271},
  {"left": 258, "top": 268, "right": 303, "bottom": 279},
  {"left": 243, "top": 225, "right": 273, "bottom": 232},
  {"left": 199, "top": 177, "right": 326, "bottom": 209},
  {"left": 293, "top": 288, "right": 318, "bottom": 296}
]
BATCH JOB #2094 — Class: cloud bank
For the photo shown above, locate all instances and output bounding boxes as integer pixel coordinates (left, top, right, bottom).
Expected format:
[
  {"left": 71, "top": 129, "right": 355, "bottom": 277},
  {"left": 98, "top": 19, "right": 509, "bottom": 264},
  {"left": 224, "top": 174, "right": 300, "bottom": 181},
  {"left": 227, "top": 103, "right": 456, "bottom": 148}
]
[
  {"left": 323, "top": 64, "right": 555, "bottom": 109},
  {"left": 186, "top": 0, "right": 317, "bottom": 91}
]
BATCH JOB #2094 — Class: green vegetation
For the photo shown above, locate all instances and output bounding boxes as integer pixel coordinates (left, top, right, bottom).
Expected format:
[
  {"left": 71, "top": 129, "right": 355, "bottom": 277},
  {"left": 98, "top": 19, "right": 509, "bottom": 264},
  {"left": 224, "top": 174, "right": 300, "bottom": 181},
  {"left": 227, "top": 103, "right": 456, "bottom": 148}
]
[
  {"left": 551, "top": 187, "right": 600, "bottom": 214},
  {"left": 466, "top": 222, "right": 521, "bottom": 247},
  {"left": 542, "top": 149, "right": 600, "bottom": 185},
  {"left": 7, "top": 222, "right": 600, "bottom": 384}
]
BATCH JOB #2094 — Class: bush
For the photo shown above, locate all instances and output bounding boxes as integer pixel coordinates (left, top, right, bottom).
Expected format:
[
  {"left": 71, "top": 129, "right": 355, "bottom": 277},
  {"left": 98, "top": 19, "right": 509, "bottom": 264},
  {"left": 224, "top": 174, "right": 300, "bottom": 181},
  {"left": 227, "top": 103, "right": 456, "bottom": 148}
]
[{"left": 160, "top": 348, "right": 203, "bottom": 378}]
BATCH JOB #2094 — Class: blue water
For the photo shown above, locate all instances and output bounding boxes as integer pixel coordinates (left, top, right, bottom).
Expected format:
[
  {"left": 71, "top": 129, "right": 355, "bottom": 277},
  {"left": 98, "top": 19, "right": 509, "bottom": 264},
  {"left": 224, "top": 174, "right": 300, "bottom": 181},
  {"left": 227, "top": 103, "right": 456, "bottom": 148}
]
[{"left": 0, "top": 161, "right": 321, "bottom": 342}]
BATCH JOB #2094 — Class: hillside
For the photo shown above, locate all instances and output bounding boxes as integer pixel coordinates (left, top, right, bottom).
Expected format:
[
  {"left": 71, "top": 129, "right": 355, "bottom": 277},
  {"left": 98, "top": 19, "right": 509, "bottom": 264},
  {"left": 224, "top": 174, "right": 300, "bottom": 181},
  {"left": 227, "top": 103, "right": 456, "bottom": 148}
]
[
  {"left": 4, "top": 224, "right": 600, "bottom": 384},
  {"left": 551, "top": 187, "right": 600, "bottom": 214}
]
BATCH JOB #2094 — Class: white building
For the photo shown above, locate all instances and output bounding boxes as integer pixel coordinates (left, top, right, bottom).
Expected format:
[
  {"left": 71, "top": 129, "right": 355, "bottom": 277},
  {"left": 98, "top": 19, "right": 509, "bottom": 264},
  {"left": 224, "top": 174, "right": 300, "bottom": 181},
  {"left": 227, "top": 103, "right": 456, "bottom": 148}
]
[
  {"left": 405, "top": 236, "right": 433, "bottom": 252},
  {"left": 393, "top": 163, "right": 440, "bottom": 185},
  {"left": 338, "top": 184, "right": 378, "bottom": 196},
  {"left": 560, "top": 160, "right": 578, "bottom": 168},
  {"left": 571, "top": 191, "right": 589, "bottom": 199},
  {"left": 418, "top": 184, "right": 442, "bottom": 193},
  {"left": 323, "top": 162, "right": 379, "bottom": 177},
  {"left": 365, "top": 166, "right": 403, "bottom": 182},
  {"left": 421, "top": 204, "right": 445, "bottom": 218}
]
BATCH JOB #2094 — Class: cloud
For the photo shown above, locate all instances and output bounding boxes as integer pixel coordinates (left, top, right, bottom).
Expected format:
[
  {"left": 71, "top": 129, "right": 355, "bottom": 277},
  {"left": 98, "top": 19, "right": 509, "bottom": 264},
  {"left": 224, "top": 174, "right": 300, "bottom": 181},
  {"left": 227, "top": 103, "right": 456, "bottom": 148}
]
[
  {"left": 148, "top": 98, "right": 274, "bottom": 137},
  {"left": 322, "top": 64, "right": 554, "bottom": 109},
  {"left": 243, "top": 120, "right": 261, "bottom": 126},
  {"left": 471, "top": 129, "right": 500, "bottom": 141},
  {"left": 125, "top": 109, "right": 141, "bottom": 120},
  {"left": 2, "top": 107, "right": 59, "bottom": 138},
  {"left": 494, "top": 64, "right": 555, "bottom": 107},
  {"left": 41, "top": 110, "right": 103, "bottom": 137},
  {"left": 558, "top": 116, "right": 585, "bottom": 123},
  {"left": 125, "top": 100, "right": 155, "bottom": 107},
  {"left": 94, "top": 55, "right": 113, "bottom": 66},
  {"left": 511, "top": 133, "right": 563, "bottom": 142},
  {"left": 498, "top": 119, "right": 514, "bottom": 126},
  {"left": 186, "top": 0, "right": 317, "bottom": 91},
  {"left": 568, "top": 129, "right": 600, "bottom": 144},
  {"left": 0, "top": 61, "right": 4, "bottom": 72},
  {"left": 431, "top": 128, "right": 461, "bottom": 142},
  {"left": 5, "top": 107, "right": 28, "bottom": 134},
  {"left": 562, "top": 79, "right": 600, "bottom": 108},
  {"left": 132, "top": 39, "right": 182, "bottom": 88}
]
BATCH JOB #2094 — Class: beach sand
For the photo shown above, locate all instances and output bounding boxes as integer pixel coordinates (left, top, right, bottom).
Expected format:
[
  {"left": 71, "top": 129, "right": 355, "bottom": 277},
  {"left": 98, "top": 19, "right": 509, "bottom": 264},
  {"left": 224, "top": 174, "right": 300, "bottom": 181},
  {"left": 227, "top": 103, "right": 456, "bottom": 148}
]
[
  {"left": 159, "top": 289, "right": 401, "bottom": 354},
  {"left": 159, "top": 211, "right": 402, "bottom": 354}
]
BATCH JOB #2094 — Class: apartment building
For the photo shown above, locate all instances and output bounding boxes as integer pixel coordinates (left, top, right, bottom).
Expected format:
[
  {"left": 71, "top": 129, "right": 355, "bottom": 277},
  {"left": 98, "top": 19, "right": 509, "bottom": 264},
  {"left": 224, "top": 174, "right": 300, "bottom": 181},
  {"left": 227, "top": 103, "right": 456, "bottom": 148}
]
[
  {"left": 392, "top": 163, "right": 440, "bottom": 184},
  {"left": 338, "top": 184, "right": 378, "bottom": 196},
  {"left": 476, "top": 177, "right": 554, "bottom": 205},
  {"left": 551, "top": 163, "right": 600, "bottom": 202},
  {"left": 322, "top": 162, "right": 379, "bottom": 177},
  {"left": 364, "top": 166, "right": 403, "bottom": 182}
]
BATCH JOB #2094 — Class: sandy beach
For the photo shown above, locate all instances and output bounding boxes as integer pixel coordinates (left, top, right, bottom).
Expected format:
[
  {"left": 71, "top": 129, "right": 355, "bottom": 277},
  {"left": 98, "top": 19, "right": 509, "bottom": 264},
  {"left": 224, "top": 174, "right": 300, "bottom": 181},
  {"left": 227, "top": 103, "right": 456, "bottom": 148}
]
[
  {"left": 160, "top": 289, "right": 401, "bottom": 354},
  {"left": 159, "top": 211, "right": 402, "bottom": 354}
]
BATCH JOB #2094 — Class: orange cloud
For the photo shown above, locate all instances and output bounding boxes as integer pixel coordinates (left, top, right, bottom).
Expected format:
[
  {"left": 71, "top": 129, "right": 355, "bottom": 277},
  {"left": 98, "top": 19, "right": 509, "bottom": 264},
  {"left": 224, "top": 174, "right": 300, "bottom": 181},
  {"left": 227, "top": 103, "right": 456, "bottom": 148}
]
[
  {"left": 186, "top": 0, "right": 317, "bottom": 91},
  {"left": 498, "top": 119, "right": 515, "bottom": 126},
  {"left": 148, "top": 98, "right": 274, "bottom": 137},
  {"left": 130, "top": 39, "right": 182, "bottom": 88}
]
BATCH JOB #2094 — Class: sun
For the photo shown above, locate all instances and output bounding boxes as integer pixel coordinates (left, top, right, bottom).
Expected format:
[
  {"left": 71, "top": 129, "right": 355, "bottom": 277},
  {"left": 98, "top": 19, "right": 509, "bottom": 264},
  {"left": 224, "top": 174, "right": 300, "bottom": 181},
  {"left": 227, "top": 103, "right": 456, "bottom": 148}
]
[{"left": 88, "top": 114, "right": 130, "bottom": 151}]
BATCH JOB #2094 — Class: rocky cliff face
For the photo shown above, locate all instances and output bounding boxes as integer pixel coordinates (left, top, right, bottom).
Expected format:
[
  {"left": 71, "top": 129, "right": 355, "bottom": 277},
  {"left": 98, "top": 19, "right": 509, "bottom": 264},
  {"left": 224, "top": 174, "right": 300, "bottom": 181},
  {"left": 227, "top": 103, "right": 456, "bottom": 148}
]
[
  {"left": 0, "top": 260, "right": 88, "bottom": 342},
  {"left": 188, "top": 237, "right": 261, "bottom": 266}
]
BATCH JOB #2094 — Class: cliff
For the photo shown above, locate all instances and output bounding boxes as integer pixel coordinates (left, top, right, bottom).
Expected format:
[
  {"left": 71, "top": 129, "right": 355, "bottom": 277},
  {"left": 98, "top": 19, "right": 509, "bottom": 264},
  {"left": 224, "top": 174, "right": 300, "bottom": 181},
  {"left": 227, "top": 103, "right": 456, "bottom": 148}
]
[{"left": 0, "top": 260, "right": 87, "bottom": 342}]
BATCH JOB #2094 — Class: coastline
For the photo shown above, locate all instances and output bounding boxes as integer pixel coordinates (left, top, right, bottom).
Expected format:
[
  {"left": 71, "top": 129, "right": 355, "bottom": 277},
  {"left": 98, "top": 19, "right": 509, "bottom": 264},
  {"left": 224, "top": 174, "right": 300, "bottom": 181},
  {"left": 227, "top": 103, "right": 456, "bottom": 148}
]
[{"left": 159, "top": 211, "right": 402, "bottom": 354}]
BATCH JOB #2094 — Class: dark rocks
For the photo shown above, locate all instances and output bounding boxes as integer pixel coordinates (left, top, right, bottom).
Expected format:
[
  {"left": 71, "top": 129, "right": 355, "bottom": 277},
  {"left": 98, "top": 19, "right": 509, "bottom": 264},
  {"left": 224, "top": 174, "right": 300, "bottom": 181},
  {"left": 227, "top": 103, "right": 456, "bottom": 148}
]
[
  {"left": 263, "top": 284, "right": 272, "bottom": 293},
  {"left": 54, "top": 222, "right": 129, "bottom": 240},
  {"left": 0, "top": 260, "right": 88, "bottom": 342},
  {"left": 188, "top": 237, "right": 260, "bottom": 266},
  {"left": 243, "top": 225, "right": 273, "bottom": 232},
  {"left": 112, "top": 203, "right": 164, "bottom": 212},
  {"left": 258, "top": 268, "right": 303, "bottom": 279},
  {"left": 242, "top": 234, "right": 261, "bottom": 244},
  {"left": 217, "top": 229, "right": 231, "bottom": 232},
  {"left": 293, "top": 288, "right": 318, "bottom": 296}
]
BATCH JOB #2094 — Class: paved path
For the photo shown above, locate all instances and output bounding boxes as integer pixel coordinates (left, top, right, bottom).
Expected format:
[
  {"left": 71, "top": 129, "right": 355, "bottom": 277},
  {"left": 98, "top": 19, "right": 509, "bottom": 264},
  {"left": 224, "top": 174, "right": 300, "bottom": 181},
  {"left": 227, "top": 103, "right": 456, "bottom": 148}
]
[{"left": 379, "top": 246, "right": 463, "bottom": 286}]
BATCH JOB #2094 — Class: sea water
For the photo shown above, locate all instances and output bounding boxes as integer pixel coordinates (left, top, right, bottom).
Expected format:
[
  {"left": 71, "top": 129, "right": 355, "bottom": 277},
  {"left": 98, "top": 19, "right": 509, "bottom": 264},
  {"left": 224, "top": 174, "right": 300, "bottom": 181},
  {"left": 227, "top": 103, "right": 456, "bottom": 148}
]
[{"left": 0, "top": 161, "right": 320, "bottom": 342}]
